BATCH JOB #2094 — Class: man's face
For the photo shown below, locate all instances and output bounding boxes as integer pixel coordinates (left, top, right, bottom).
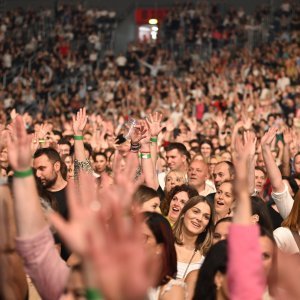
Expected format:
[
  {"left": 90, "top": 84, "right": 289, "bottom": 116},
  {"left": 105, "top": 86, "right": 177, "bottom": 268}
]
[
  {"left": 33, "top": 154, "right": 59, "bottom": 189},
  {"left": 58, "top": 144, "right": 70, "bottom": 156},
  {"left": 294, "top": 154, "right": 300, "bottom": 175},
  {"left": 188, "top": 160, "right": 208, "bottom": 188},
  {"left": 166, "top": 149, "right": 186, "bottom": 171},
  {"left": 255, "top": 169, "right": 267, "bottom": 192},
  {"left": 213, "top": 162, "right": 232, "bottom": 188},
  {"left": 256, "top": 153, "right": 265, "bottom": 168}
]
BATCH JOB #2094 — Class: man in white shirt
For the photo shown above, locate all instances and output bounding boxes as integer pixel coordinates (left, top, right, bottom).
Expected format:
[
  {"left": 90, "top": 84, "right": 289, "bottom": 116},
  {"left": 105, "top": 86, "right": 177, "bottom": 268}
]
[
  {"left": 188, "top": 160, "right": 216, "bottom": 196},
  {"left": 158, "top": 143, "right": 189, "bottom": 190}
]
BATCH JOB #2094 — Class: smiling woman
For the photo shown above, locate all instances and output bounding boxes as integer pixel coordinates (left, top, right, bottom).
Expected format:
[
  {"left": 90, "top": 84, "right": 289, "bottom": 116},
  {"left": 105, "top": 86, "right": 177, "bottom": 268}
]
[{"left": 173, "top": 196, "right": 214, "bottom": 279}]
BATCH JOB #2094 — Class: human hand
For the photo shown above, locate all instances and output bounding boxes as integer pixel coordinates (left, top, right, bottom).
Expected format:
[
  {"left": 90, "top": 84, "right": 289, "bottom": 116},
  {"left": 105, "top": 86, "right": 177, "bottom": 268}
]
[
  {"left": 234, "top": 131, "right": 257, "bottom": 162},
  {"left": 72, "top": 108, "right": 87, "bottom": 135},
  {"left": 213, "top": 114, "right": 226, "bottom": 130},
  {"left": 7, "top": 116, "right": 32, "bottom": 171},
  {"left": 283, "top": 127, "right": 293, "bottom": 145},
  {"left": 145, "top": 112, "right": 163, "bottom": 137},
  {"left": 261, "top": 126, "right": 277, "bottom": 150},
  {"left": 130, "top": 121, "right": 147, "bottom": 144}
]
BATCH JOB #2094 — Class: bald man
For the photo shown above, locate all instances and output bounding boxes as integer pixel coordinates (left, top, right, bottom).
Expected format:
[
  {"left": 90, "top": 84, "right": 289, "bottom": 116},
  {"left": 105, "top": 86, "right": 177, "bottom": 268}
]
[{"left": 188, "top": 160, "right": 216, "bottom": 196}]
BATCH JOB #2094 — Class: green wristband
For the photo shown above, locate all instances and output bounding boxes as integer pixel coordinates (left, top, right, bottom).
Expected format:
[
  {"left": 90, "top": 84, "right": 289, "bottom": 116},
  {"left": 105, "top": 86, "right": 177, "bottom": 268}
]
[
  {"left": 150, "top": 137, "right": 158, "bottom": 143},
  {"left": 86, "top": 288, "right": 103, "bottom": 300},
  {"left": 74, "top": 135, "right": 84, "bottom": 140},
  {"left": 141, "top": 153, "right": 151, "bottom": 159},
  {"left": 14, "top": 169, "right": 33, "bottom": 178}
]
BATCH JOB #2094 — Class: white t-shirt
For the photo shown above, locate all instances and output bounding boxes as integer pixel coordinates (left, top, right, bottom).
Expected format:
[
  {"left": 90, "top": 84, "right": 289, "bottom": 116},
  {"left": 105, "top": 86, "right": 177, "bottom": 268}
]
[
  {"left": 271, "top": 183, "right": 293, "bottom": 219},
  {"left": 274, "top": 227, "right": 300, "bottom": 254}
]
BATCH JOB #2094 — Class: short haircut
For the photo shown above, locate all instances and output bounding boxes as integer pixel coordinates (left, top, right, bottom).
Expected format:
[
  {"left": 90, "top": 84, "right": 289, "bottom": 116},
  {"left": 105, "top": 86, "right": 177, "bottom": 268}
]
[
  {"left": 165, "top": 142, "right": 191, "bottom": 162},
  {"left": 133, "top": 185, "right": 159, "bottom": 205},
  {"left": 33, "top": 148, "right": 67, "bottom": 179},
  {"left": 214, "top": 217, "right": 232, "bottom": 230},
  {"left": 215, "top": 160, "right": 235, "bottom": 177},
  {"left": 255, "top": 166, "right": 267, "bottom": 177},
  {"left": 92, "top": 152, "right": 108, "bottom": 162},
  {"left": 58, "top": 138, "right": 71, "bottom": 148}
]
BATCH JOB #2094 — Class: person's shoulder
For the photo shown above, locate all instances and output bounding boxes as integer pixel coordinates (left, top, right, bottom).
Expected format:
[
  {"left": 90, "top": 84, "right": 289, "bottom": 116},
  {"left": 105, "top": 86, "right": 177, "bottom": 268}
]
[{"left": 161, "top": 279, "right": 186, "bottom": 300}]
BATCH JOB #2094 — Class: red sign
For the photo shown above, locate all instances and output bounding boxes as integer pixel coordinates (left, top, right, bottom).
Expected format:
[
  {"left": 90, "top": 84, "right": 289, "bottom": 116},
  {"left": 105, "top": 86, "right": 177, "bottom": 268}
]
[{"left": 135, "top": 8, "right": 169, "bottom": 25}]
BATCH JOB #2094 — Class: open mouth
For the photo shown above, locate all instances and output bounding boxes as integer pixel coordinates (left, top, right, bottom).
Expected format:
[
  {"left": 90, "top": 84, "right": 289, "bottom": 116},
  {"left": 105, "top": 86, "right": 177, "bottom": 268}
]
[
  {"left": 171, "top": 206, "right": 180, "bottom": 213},
  {"left": 191, "top": 221, "right": 200, "bottom": 228},
  {"left": 216, "top": 201, "right": 224, "bottom": 206}
]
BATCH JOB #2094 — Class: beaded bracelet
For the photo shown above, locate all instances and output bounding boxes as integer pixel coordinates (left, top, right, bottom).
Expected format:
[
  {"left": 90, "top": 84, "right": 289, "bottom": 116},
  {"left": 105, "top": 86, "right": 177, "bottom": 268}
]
[
  {"left": 14, "top": 169, "right": 33, "bottom": 178},
  {"left": 74, "top": 135, "right": 84, "bottom": 140},
  {"left": 130, "top": 142, "right": 141, "bottom": 152}
]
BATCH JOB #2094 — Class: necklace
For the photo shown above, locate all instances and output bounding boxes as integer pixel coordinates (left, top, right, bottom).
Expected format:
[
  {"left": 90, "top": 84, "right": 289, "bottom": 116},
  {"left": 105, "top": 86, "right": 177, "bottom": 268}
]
[{"left": 182, "top": 248, "right": 198, "bottom": 279}]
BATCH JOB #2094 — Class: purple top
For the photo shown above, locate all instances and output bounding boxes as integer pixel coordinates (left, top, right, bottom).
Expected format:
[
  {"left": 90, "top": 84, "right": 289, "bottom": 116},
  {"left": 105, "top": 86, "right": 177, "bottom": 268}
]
[{"left": 15, "top": 226, "right": 70, "bottom": 300}]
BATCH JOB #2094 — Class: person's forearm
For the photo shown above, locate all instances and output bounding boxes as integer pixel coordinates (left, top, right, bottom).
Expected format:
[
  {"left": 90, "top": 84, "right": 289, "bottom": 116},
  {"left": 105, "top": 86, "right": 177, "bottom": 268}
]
[
  {"left": 248, "top": 156, "right": 255, "bottom": 194},
  {"left": 13, "top": 176, "right": 47, "bottom": 237},
  {"left": 141, "top": 145, "right": 159, "bottom": 190},
  {"left": 282, "top": 144, "right": 291, "bottom": 177},
  {"left": 262, "top": 146, "right": 284, "bottom": 192}
]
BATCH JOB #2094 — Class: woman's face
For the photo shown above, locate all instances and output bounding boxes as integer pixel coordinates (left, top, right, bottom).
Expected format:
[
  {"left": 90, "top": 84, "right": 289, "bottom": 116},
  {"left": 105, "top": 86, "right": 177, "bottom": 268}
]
[
  {"left": 213, "top": 221, "right": 231, "bottom": 245},
  {"left": 141, "top": 197, "right": 161, "bottom": 214},
  {"left": 220, "top": 152, "right": 232, "bottom": 162},
  {"left": 64, "top": 156, "right": 73, "bottom": 170},
  {"left": 200, "top": 143, "right": 212, "bottom": 158},
  {"left": 259, "top": 236, "right": 275, "bottom": 278},
  {"left": 183, "top": 202, "right": 211, "bottom": 235},
  {"left": 165, "top": 171, "right": 185, "bottom": 192},
  {"left": 167, "top": 191, "right": 189, "bottom": 223},
  {"left": 141, "top": 223, "right": 162, "bottom": 258},
  {"left": 214, "top": 182, "right": 234, "bottom": 217}
]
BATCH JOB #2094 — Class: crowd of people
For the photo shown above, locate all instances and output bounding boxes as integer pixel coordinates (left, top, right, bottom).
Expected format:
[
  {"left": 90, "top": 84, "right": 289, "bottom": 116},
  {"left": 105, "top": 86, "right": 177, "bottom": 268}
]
[{"left": 1, "top": 0, "right": 300, "bottom": 300}]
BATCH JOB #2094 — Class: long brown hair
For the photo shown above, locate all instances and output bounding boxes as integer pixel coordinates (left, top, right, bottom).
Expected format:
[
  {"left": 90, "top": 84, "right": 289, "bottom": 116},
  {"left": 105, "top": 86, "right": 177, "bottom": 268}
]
[
  {"left": 281, "top": 190, "right": 300, "bottom": 232},
  {"left": 173, "top": 196, "right": 214, "bottom": 256}
]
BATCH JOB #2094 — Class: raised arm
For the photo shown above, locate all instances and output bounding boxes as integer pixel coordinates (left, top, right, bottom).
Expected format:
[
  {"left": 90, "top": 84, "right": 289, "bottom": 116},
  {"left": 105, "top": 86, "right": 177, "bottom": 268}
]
[
  {"left": 72, "top": 108, "right": 93, "bottom": 179},
  {"left": 282, "top": 127, "right": 293, "bottom": 177},
  {"left": 7, "top": 116, "right": 69, "bottom": 300},
  {"left": 228, "top": 133, "right": 266, "bottom": 300},
  {"left": 261, "top": 127, "right": 284, "bottom": 193}
]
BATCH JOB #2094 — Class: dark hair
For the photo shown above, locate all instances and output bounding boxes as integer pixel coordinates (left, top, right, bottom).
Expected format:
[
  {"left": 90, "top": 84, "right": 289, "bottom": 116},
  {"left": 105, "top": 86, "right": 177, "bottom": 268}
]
[
  {"left": 33, "top": 148, "right": 67, "bottom": 180},
  {"left": 215, "top": 161, "right": 235, "bottom": 177},
  {"left": 193, "top": 240, "right": 228, "bottom": 300},
  {"left": 92, "top": 152, "right": 108, "bottom": 162},
  {"left": 214, "top": 216, "right": 232, "bottom": 230},
  {"left": 133, "top": 185, "right": 159, "bottom": 205},
  {"left": 165, "top": 142, "right": 191, "bottom": 162},
  {"left": 57, "top": 138, "right": 71, "bottom": 148},
  {"left": 173, "top": 196, "right": 214, "bottom": 255},
  {"left": 251, "top": 196, "right": 274, "bottom": 231},
  {"left": 143, "top": 212, "right": 177, "bottom": 286},
  {"left": 255, "top": 166, "right": 267, "bottom": 177},
  {"left": 200, "top": 139, "right": 213, "bottom": 151},
  {"left": 162, "top": 184, "right": 198, "bottom": 215}
]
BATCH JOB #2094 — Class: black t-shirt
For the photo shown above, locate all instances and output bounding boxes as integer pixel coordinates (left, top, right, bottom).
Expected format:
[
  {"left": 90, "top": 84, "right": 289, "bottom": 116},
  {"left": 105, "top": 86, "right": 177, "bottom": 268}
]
[{"left": 49, "top": 187, "right": 70, "bottom": 261}]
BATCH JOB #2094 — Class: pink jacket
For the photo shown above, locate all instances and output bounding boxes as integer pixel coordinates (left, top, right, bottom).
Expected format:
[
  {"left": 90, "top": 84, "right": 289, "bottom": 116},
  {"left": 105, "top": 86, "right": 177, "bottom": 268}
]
[
  {"left": 228, "top": 224, "right": 266, "bottom": 300},
  {"left": 15, "top": 226, "right": 70, "bottom": 300}
]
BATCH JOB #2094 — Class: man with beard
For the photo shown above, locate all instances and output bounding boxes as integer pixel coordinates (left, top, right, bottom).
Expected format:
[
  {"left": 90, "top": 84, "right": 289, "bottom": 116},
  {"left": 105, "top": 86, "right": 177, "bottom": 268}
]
[
  {"left": 33, "top": 148, "right": 70, "bottom": 260},
  {"left": 33, "top": 148, "right": 68, "bottom": 219}
]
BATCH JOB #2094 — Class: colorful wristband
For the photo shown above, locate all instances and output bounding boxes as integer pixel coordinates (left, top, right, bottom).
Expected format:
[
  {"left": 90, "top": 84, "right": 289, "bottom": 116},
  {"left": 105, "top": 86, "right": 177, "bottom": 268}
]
[
  {"left": 14, "top": 169, "right": 33, "bottom": 178},
  {"left": 150, "top": 137, "right": 158, "bottom": 143},
  {"left": 74, "top": 135, "right": 84, "bottom": 140},
  {"left": 39, "top": 139, "right": 46, "bottom": 143},
  {"left": 86, "top": 288, "right": 103, "bottom": 300},
  {"left": 141, "top": 153, "right": 151, "bottom": 159}
]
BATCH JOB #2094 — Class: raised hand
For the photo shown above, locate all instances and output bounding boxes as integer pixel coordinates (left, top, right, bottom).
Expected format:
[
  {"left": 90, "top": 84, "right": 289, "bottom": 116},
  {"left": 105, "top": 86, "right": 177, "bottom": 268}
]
[
  {"left": 234, "top": 131, "right": 257, "bottom": 162},
  {"left": 72, "top": 108, "right": 87, "bottom": 136},
  {"left": 130, "top": 121, "right": 148, "bottom": 144},
  {"left": 283, "top": 127, "right": 293, "bottom": 145},
  {"left": 7, "top": 116, "right": 32, "bottom": 171},
  {"left": 213, "top": 114, "right": 225, "bottom": 130},
  {"left": 145, "top": 112, "right": 163, "bottom": 137},
  {"left": 49, "top": 173, "right": 99, "bottom": 255},
  {"left": 261, "top": 126, "right": 277, "bottom": 149}
]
